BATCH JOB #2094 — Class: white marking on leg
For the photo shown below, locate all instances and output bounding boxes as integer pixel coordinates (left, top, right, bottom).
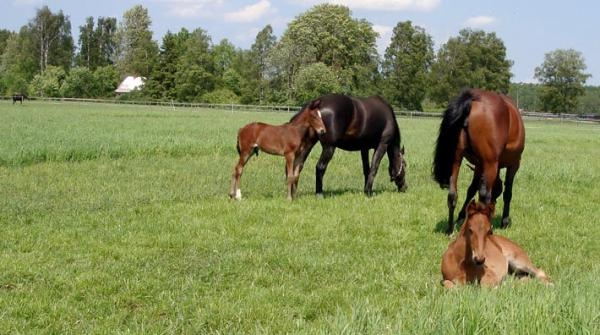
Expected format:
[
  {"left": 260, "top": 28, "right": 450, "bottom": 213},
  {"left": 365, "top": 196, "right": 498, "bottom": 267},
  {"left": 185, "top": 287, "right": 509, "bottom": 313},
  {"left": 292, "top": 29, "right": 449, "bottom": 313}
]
[{"left": 235, "top": 188, "right": 242, "bottom": 200}]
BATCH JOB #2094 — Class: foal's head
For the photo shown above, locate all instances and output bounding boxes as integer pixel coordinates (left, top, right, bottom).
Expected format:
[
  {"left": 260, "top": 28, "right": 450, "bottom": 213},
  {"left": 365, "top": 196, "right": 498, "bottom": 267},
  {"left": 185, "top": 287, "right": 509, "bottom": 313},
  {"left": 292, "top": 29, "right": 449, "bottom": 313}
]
[
  {"left": 463, "top": 201, "right": 495, "bottom": 266},
  {"left": 295, "top": 99, "right": 326, "bottom": 135}
]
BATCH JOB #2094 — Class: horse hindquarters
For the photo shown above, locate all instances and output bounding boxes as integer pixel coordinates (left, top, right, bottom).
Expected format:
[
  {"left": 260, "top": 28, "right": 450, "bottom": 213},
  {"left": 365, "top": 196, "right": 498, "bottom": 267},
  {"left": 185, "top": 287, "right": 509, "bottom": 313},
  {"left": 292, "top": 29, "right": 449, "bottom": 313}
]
[{"left": 493, "top": 236, "right": 551, "bottom": 284}]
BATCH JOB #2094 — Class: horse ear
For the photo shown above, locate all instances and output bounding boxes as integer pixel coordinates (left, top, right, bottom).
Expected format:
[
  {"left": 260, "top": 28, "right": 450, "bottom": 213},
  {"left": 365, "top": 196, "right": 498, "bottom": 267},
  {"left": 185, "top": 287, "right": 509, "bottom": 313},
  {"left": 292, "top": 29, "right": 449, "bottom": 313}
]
[
  {"left": 309, "top": 99, "right": 321, "bottom": 110},
  {"left": 486, "top": 202, "right": 496, "bottom": 218},
  {"left": 467, "top": 200, "right": 478, "bottom": 216}
]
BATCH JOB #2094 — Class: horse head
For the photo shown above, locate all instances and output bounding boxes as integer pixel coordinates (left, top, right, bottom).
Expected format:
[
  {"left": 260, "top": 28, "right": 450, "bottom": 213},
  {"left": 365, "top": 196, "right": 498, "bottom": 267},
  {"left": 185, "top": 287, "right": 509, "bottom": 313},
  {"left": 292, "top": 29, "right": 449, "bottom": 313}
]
[
  {"left": 307, "top": 99, "right": 326, "bottom": 135},
  {"left": 463, "top": 200, "right": 495, "bottom": 266},
  {"left": 390, "top": 146, "right": 407, "bottom": 192}
]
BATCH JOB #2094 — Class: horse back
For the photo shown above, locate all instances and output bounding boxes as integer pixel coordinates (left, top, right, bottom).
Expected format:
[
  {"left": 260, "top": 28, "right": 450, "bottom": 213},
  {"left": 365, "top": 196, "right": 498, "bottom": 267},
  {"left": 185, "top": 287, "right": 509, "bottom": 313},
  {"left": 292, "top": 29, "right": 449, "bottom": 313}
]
[
  {"left": 318, "top": 94, "right": 399, "bottom": 150},
  {"left": 466, "top": 90, "right": 525, "bottom": 166}
]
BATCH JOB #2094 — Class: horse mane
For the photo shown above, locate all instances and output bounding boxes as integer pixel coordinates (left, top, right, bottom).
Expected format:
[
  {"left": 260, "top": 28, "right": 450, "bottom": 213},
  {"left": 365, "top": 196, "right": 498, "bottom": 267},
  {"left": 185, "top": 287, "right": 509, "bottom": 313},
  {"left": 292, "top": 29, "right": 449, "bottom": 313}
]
[{"left": 432, "top": 89, "right": 476, "bottom": 188}]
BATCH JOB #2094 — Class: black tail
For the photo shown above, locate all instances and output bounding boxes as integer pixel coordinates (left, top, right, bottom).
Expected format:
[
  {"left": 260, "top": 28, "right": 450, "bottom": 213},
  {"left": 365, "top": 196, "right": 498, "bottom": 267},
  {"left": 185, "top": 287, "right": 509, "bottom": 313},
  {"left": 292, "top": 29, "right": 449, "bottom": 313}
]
[{"left": 432, "top": 90, "right": 474, "bottom": 188}]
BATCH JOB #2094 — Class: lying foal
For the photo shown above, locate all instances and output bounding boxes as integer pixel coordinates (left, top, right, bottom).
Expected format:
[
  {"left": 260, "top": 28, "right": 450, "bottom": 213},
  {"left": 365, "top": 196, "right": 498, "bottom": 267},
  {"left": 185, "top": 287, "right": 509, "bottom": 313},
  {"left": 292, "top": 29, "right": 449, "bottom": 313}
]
[
  {"left": 229, "top": 100, "right": 326, "bottom": 200},
  {"left": 441, "top": 200, "right": 551, "bottom": 288}
]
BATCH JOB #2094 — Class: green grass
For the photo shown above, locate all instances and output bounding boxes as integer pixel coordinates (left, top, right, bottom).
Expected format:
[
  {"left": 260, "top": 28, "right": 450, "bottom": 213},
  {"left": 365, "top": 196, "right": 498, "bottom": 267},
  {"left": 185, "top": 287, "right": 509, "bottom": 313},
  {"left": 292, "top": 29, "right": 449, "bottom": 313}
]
[{"left": 1, "top": 100, "right": 599, "bottom": 334}]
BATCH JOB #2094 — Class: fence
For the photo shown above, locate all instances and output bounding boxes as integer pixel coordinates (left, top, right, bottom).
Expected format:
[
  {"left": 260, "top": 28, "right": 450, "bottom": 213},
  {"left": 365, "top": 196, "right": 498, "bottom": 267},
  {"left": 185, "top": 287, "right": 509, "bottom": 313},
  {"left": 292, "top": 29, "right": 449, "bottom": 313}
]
[{"left": 2, "top": 96, "right": 599, "bottom": 123}]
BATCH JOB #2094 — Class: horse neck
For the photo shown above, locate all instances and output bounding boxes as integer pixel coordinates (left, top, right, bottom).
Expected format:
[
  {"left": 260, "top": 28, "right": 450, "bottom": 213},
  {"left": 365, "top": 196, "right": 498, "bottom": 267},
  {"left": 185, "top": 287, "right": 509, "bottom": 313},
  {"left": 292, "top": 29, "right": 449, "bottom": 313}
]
[{"left": 287, "top": 114, "right": 312, "bottom": 135}]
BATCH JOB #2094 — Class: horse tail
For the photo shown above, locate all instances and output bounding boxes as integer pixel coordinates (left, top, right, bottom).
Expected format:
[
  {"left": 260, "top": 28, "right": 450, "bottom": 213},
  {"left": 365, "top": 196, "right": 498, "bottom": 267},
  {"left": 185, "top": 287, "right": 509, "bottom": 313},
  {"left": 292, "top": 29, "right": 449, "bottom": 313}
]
[{"left": 432, "top": 89, "right": 474, "bottom": 188}]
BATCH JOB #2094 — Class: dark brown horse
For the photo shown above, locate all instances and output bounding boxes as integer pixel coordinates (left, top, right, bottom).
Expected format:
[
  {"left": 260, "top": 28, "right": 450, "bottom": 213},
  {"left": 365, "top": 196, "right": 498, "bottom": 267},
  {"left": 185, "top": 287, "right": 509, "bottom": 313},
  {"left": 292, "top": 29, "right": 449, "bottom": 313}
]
[
  {"left": 300, "top": 94, "right": 407, "bottom": 197},
  {"left": 433, "top": 89, "right": 525, "bottom": 235},
  {"left": 229, "top": 100, "right": 326, "bottom": 200},
  {"left": 12, "top": 93, "right": 25, "bottom": 104}
]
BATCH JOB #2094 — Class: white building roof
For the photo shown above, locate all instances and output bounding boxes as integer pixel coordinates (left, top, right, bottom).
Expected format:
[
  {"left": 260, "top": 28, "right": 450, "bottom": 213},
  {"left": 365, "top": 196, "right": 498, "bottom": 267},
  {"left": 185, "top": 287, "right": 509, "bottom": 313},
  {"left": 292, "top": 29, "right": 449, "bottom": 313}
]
[{"left": 115, "top": 76, "right": 145, "bottom": 93}]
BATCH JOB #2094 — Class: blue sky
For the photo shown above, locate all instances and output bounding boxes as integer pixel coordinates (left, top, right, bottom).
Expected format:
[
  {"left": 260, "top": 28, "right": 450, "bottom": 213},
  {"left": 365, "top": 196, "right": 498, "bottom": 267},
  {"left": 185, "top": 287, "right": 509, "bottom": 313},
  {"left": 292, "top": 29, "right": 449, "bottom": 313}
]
[{"left": 3, "top": 0, "right": 599, "bottom": 85}]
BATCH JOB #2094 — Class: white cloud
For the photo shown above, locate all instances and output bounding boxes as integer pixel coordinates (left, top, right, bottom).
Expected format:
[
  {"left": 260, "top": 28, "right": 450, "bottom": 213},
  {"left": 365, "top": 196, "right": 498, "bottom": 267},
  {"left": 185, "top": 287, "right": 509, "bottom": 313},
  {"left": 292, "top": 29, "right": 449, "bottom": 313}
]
[
  {"left": 224, "top": 0, "right": 272, "bottom": 22},
  {"left": 295, "top": 0, "right": 441, "bottom": 11},
  {"left": 160, "top": 0, "right": 224, "bottom": 18},
  {"left": 464, "top": 15, "right": 496, "bottom": 28}
]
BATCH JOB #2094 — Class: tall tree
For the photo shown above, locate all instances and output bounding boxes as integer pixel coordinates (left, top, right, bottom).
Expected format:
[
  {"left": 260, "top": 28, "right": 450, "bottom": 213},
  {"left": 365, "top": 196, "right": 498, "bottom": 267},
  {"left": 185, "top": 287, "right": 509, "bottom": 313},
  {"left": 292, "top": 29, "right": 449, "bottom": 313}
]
[
  {"left": 116, "top": 5, "right": 158, "bottom": 77},
  {"left": 534, "top": 49, "right": 590, "bottom": 114},
  {"left": 144, "top": 29, "right": 190, "bottom": 100},
  {"left": 250, "top": 25, "right": 276, "bottom": 104},
  {"left": 77, "top": 16, "right": 117, "bottom": 69},
  {"left": 0, "top": 31, "right": 36, "bottom": 94},
  {"left": 174, "top": 28, "right": 214, "bottom": 101},
  {"left": 429, "top": 29, "right": 512, "bottom": 104},
  {"left": 26, "top": 6, "right": 74, "bottom": 74},
  {"left": 274, "top": 4, "right": 379, "bottom": 100},
  {"left": 382, "top": 21, "right": 434, "bottom": 111}
]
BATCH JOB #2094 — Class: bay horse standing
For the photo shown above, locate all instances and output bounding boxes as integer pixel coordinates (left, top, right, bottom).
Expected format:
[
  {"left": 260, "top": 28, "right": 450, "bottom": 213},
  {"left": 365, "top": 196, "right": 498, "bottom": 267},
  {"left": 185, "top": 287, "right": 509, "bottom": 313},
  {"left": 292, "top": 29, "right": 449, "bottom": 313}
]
[
  {"left": 229, "top": 100, "right": 326, "bottom": 200},
  {"left": 441, "top": 200, "right": 551, "bottom": 288},
  {"left": 301, "top": 94, "right": 407, "bottom": 197},
  {"left": 433, "top": 89, "right": 525, "bottom": 235}
]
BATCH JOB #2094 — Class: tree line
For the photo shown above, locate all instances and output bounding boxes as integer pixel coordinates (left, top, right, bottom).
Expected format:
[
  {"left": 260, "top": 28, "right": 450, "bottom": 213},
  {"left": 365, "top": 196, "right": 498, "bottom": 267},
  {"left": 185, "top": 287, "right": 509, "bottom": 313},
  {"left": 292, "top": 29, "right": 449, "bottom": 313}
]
[{"left": 0, "top": 4, "right": 596, "bottom": 114}]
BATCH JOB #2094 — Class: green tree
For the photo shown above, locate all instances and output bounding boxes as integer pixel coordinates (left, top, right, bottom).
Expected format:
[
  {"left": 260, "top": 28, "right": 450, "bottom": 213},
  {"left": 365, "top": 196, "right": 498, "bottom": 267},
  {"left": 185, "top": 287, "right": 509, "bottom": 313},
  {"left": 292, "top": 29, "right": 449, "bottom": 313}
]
[
  {"left": 174, "top": 28, "right": 214, "bottom": 102},
  {"left": 29, "top": 65, "right": 66, "bottom": 97},
  {"left": 93, "top": 65, "right": 119, "bottom": 97},
  {"left": 0, "top": 29, "right": 12, "bottom": 56},
  {"left": 249, "top": 25, "right": 276, "bottom": 104},
  {"left": 0, "top": 32, "right": 35, "bottom": 95},
  {"left": 293, "top": 62, "right": 341, "bottom": 105},
  {"left": 274, "top": 4, "right": 379, "bottom": 100},
  {"left": 77, "top": 16, "right": 117, "bottom": 69},
  {"left": 429, "top": 29, "right": 512, "bottom": 104},
  {"left": 116, "top": 5, "right": 158, "bottom": 77},
  {"left": 534, "top": 49, "right": 590, "bottom": 114},
  {"left": 60, "top": 66, "right": 94, "bottom": 97},
  {"left": 382, "top": 21, "right": 434, "bottom": 111},
  {"left": 26, "top": 6, "right": 74, "bottom": 74}
]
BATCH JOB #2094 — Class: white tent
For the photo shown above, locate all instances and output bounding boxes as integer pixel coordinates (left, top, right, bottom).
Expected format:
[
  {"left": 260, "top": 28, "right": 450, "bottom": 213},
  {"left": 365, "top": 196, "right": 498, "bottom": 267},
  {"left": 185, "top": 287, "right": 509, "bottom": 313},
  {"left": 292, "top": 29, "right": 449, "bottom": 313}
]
[{"left": 115, "top": 76, "right": 144, "bottom": 94}]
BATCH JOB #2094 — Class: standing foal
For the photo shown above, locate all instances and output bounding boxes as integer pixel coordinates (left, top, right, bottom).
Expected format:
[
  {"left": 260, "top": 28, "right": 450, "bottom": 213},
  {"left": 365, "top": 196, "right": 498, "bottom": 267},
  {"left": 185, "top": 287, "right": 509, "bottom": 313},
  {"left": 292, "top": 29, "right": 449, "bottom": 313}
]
[{"left": 229, "top": 100, "right": 326, "bottom": 200}]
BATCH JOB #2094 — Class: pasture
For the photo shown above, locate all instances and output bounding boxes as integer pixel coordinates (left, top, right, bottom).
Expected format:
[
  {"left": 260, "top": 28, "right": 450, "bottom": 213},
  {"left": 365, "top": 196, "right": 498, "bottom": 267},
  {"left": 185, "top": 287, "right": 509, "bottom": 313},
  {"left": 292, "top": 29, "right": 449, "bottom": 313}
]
[{"left": 1, "top": 100, "right": 599, "bottom": 334}]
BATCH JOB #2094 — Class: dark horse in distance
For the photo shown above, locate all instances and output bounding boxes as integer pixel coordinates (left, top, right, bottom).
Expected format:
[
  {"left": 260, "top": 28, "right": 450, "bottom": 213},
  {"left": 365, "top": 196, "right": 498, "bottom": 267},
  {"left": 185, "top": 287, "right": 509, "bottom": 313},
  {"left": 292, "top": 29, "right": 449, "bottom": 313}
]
[
  {"left": 433, "top": 89, "right": 525, "bottom": 235},
  {"left": 12, "top": 93, "right": 26, "bottom": 104},
  {"left": 301, "top": 94, "right": 407, "bottom": 197}
]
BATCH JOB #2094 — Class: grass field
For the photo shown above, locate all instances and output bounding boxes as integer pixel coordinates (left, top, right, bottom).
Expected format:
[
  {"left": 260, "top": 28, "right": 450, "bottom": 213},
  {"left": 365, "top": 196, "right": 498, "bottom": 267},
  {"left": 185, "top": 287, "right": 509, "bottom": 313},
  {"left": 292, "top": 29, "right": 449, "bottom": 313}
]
[{"left": 1, "top": 100, "right": 599, "bottom": 334}]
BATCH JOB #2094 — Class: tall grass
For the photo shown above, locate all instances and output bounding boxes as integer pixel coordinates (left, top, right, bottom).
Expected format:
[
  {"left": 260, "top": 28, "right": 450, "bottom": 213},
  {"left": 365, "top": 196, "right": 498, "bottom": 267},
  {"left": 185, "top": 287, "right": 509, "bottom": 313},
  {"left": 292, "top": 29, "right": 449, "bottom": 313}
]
[{"left": 1, "top": 100, "right": 599, "bottom": 333}]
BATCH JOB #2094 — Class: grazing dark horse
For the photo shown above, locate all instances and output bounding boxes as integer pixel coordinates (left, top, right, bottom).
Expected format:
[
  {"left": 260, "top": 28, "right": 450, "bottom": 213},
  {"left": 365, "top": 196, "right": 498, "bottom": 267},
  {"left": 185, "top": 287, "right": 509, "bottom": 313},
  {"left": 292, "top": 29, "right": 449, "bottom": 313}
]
[
  {"left": 433, "top": 89, "right": 525, "bottom": 235},
  {"left": 300, "top": 94, "right": 407, "bottom": 197},
  {"left": 12, "top": 93, "right": 25, "bottom": 104},
  {"left": 229, "top": 100, "right": 326, "bottom": 200}
]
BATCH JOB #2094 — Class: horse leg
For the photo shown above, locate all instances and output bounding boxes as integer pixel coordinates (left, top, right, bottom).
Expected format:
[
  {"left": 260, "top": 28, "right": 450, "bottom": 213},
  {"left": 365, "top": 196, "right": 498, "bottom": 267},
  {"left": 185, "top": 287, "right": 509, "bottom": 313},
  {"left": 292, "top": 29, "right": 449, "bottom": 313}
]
[
  {"left": 446, "top": 157, "right": 463, "bottom": 235},
  {"left": 457, "top": 170, "right": 482, "bottom": 224},
  {"left": 361, "top": 149, "right": 370, "bottom": 189},
  {"left": 364, "top": 143, "right": 388, "bottom": 196},
  {"left": 315, "top": 145, "right": 336, "bottom": 197},
  {"left": 500, "top": 162, "right": 520, "bottom": 228},
  {"left": 479, "top": 161, "right": 499, "bottom": 205},
  {"left": 285, "top": 154, "right": 295, "bottom": 200},
  {"left": 229, "top": 148, "right": 252, "bottom": 200}
]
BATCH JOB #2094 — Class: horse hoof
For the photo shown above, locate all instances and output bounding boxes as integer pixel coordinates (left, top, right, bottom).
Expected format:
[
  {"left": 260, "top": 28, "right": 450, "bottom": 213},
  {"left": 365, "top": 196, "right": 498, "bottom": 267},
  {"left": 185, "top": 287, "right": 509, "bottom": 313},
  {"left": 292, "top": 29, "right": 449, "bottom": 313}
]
[
  {"left": 316, "top": 193, "right": 324, "bottom": 199},
  {"left": 501, "top": 217, "right": 511, "bottom": 229}
]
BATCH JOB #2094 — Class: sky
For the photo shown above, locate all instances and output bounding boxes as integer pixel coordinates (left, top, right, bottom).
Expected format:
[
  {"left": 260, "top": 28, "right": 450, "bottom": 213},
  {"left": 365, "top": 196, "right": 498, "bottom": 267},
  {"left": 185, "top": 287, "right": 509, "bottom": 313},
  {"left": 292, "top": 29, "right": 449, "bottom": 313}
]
[{"left": 2, "top": 0, "right": 599, "bottom": 85}]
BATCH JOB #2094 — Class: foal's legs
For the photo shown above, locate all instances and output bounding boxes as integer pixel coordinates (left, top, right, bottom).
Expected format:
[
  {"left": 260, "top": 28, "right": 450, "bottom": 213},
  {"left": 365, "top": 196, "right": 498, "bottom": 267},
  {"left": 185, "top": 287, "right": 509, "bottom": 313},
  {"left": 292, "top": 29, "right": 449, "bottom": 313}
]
[
  {"left": 229, "top": 147, "right": 253, "bottom": 200},
  {"left": 363, "top": 143, "right": 388, "bottom": 196},
  {"left": 285, "top": 153, "right": 295, "bottom": 200},
  {"left": 315, "top": 145, "right": 336, "bottom": 197},
  {"left": 500, "top": 162, "right": 520, "bottom": 228}
]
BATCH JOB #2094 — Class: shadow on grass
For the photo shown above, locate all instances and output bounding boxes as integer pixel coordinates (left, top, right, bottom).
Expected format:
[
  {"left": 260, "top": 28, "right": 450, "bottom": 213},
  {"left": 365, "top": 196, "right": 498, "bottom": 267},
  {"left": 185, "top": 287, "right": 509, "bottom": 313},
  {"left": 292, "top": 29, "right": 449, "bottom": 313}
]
[{"left": 434, "top": 215, "right": 509, "bottom": 235}]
